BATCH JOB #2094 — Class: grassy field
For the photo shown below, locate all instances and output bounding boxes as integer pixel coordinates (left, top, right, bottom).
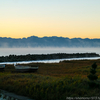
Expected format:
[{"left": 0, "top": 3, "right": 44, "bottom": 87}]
[{"left": 1, "top": 59, "right": 100, "bottom": 100}]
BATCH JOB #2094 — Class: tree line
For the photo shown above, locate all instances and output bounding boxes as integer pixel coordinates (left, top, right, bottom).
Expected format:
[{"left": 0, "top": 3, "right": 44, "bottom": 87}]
[{"left": 0, "top": 53, "right": 99, "bottom": 62}]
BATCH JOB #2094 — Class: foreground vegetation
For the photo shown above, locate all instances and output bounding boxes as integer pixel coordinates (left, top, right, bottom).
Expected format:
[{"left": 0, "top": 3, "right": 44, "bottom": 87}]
[{"left": 1, "top": 59, "right": 100, "bottom": 100}]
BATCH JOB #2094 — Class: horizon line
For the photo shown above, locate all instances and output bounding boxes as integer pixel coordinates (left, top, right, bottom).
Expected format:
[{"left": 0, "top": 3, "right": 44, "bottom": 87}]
[{"left": 0, "top": 35, "right": 100, "bottom": 39}]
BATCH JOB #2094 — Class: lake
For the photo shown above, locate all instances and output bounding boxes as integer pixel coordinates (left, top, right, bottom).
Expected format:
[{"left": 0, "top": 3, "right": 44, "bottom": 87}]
[
  {"left": 0, "top": 47, "right": 100, "bottom": 56},
  {"left": 0, "top": 47, "right": 100, "bottom": 64}
]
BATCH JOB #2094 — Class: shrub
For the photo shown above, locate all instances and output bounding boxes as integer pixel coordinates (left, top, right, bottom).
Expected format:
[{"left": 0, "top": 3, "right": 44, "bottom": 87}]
[{"left": 87, "top": 62, "right": 98, "bottom": 88}]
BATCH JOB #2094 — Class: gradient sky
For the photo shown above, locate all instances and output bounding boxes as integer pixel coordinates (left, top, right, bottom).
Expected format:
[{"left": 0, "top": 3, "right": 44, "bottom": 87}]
[{"left": 0, "top": 0, "right": 100, "bottom": 39}]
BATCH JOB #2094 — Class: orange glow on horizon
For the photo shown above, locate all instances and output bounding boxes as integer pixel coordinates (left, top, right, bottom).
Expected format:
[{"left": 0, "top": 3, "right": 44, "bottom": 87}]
[
  {"left": 0, "top": 18, "right": 100, "bottom": 39},
  {"left": 0, "top": 1, "right": 100, "bottom": 39}
]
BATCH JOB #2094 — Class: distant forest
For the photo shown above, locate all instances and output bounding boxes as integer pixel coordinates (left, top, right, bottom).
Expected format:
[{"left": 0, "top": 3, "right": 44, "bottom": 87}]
[
  {"left": 0, "top": 36, "right": 100, "bottom": 47},
  {"left": 0, "top": 53, "right": 99, "bottom": 62}
]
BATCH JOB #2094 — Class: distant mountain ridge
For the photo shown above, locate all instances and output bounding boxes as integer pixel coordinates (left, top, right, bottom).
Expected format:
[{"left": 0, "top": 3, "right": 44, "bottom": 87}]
[{"left": 0, "top": 36, "right": 100, "bottom": 47}]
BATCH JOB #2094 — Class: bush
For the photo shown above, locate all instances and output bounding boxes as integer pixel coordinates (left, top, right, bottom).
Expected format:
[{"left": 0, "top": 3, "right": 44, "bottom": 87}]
[{"left": 87, "top": 62, "right": 98, "bottom": 88}]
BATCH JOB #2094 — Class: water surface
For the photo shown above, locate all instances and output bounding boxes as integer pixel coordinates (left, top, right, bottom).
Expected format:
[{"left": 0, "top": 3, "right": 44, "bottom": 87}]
[
  {"left": 0, "top": 47, "right": 100, "bottom": 56},
  {"left": 0, "top": 47, "right": 100, "bottom": 64}
]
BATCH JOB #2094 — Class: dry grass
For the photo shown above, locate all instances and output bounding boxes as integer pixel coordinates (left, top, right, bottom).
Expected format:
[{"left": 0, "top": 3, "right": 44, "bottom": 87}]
[
  {"left": 0, "top": 59, "right": 100, "bottom": 100},
  {"left": 4, "top": 59, "right": 100, "bottom": 78}
]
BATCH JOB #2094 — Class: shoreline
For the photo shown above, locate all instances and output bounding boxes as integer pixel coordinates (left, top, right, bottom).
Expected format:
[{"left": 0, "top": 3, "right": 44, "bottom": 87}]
[{"left": 0, "top": 56, "right": 100, "bottom": 64}]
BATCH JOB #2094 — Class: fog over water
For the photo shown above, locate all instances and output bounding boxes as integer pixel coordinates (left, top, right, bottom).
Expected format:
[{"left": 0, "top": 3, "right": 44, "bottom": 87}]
[
  {"left": 0, "top": 47, "right": 100, "bottom": 56},
  {"left": 0, "top": 47, "right": 100, "bottom": 64}
]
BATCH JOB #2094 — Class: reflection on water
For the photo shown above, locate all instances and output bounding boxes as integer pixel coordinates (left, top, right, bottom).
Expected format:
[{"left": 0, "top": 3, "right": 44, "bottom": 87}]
[
  {"left": 0, "top": 47, "right": 100, "bottom": 56},
  {"left": 0, "top": 57, "right": 100, "bottom": 65}
]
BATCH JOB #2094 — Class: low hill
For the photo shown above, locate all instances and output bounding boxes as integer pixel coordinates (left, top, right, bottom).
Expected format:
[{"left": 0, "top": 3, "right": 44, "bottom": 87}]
[{"left": 0, "top": 36, "right": 100, "bottom": 47}]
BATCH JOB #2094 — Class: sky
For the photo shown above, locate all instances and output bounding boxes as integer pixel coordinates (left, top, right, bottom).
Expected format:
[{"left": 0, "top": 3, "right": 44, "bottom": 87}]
[{"left": 0, "top": 0, "right": 100, "bottom": 39}]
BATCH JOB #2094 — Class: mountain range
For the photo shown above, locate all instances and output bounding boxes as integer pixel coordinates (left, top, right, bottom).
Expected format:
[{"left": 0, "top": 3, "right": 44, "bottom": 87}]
[{"left": 0, "top": 36, "right": 100, "bottom": 47}]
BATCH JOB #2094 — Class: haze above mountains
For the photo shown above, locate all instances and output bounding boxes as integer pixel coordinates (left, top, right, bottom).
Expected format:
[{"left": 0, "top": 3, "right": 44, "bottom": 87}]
[{"left": 0, "top": 36, "right": 100, "bottom": 48}]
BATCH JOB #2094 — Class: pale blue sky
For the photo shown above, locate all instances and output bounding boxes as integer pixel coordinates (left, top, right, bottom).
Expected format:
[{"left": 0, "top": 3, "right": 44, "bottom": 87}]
[{"left": 0, "top": 0, "right": 100, "bottom": 38}]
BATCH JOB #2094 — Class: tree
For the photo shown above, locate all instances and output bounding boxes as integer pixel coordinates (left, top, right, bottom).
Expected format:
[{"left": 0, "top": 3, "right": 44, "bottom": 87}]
[{"left": 87, "top": 62, "right": 98, "bottom": 87}]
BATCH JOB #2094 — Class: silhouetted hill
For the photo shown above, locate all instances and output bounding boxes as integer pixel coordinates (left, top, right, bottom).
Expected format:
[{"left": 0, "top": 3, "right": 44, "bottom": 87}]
[{"left": 0, "top": 36, "right": 100, "bottom": 47}]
